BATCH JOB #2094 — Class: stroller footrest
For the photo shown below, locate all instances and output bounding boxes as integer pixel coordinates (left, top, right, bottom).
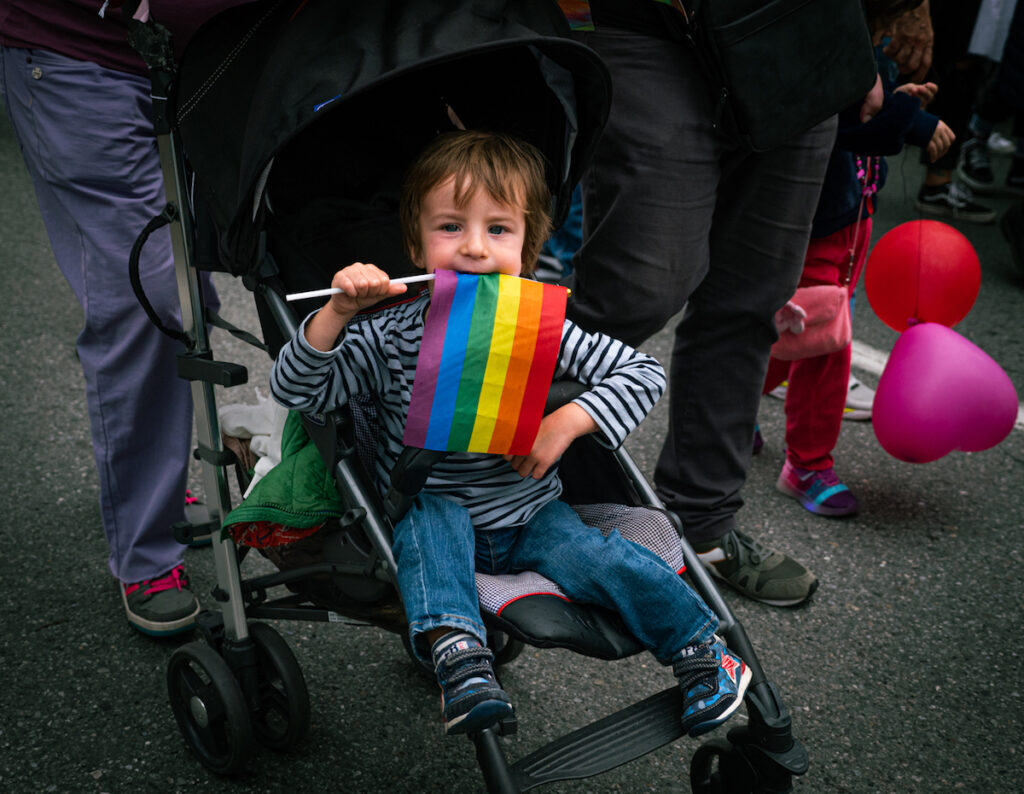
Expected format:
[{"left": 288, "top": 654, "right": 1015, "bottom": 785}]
[{"left": 510, "top": 686, "right": 684, "bottom": 789}]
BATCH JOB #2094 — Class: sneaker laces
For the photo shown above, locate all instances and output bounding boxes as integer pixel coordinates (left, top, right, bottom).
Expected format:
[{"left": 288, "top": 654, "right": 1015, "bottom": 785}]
[
  {"left": 672, "top": 646, "right": 718, "bottom": 691},
  {"left": 125, "top": 565, "right": 188, "bottom": 597},
  {"left": 440, "top": 645, "right": 496, "bottom": 687},
  {"left": 730, "top": 530, "right": 769, "bottom": 567},
  {"left": 813, "top": 468, "right": 843, "bottom": 488}
]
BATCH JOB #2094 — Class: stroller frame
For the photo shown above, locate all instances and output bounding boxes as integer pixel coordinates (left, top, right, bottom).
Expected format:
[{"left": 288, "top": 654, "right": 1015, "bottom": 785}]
[{"left": 127, "top": 6, "right": 809, "bottom": 791}]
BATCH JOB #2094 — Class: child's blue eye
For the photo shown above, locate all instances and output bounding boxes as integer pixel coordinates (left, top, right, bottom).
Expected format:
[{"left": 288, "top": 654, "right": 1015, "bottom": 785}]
[
  {"left": 441, "top": 223, "right": 460, "bottom": 232},
  {"left": 488, "top": 225, "right": 506, "bottom": 235}
]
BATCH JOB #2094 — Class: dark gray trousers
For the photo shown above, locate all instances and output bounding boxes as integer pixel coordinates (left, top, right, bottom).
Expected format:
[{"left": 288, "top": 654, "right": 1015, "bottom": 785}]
[{"left": 568, "top": 29, "right": 836, "bottom": 544}]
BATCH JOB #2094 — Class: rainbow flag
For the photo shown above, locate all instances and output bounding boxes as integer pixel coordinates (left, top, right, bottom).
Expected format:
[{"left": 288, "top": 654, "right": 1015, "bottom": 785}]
[{"left": 403, "top": 270, "right": 568, "bottom": 456}]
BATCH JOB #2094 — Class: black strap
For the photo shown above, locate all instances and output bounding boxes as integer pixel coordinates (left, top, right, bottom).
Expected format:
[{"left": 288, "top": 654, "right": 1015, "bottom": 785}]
[
  {"left": 129, "top": 203, "right": 190, "bottom": 347},
  {"left": 131, "top": 204, "right": 269, "bottom": 354},
  {"left": 206, "top": 309, "right": 269, "bottom": 352}
]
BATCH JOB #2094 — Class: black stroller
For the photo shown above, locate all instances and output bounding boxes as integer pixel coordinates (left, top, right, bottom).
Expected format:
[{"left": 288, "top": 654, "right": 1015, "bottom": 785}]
[{"left": 127, "top": 1, "right": 809, "bottom": 790}]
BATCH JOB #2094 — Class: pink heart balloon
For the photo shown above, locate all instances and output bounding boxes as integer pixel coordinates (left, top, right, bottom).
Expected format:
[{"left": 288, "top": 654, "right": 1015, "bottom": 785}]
[{"left": 874, "top": 323, "right": 1019, "bottom": 463}]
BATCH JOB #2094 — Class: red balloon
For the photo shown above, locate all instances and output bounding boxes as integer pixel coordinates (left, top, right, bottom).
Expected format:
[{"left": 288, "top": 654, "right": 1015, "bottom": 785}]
[{"left": 865, "top": 220, "right": 980, "bottom": 332}]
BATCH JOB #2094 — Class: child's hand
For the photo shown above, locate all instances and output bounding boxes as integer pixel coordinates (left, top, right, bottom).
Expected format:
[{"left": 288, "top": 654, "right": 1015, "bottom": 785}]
[
  {"left": 894, "top": 81, "right": 938, "bottom": 107},
  {"left": 503, "top": 403, "right": 597, "bottom": 480},
  {"left": 327, "top": 262, "right": 407, "bottom": 317},
  {"left": 303, "top": 263, "right": 406, "bottom": 351},
  {"left": 925, "top": 120, "right": 955, "bottom": 163}
]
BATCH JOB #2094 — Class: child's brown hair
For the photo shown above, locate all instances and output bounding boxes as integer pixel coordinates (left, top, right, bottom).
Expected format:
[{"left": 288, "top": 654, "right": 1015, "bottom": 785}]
[{"left": 400, "top": 130, "right": 552, "bottom": 274}]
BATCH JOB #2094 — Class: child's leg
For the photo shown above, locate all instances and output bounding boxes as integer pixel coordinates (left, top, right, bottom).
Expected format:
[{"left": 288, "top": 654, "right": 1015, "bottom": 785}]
[
  {"left": 783, "top": 347, "right": 850, "bottom": 470},
  {"left": 775, "top": 223, "right": 869, "bottom": 516},
  {"left": 508, "top": 500, "right": 748, "bottom": 736},
  {"left": 391, "top": 493, "right": 512, "bottom": 735},
  {"left": 763, "top": 355, "right": 792, "bottom": 397},
  {"left": 780, "top": 228, "right": 854, "bottom": 470},
  {"left": 391, "top": 493, "right": 485, "bottom": 660},
  {"left": 507, "top": 500, "right": 717, "bottom": 662}
]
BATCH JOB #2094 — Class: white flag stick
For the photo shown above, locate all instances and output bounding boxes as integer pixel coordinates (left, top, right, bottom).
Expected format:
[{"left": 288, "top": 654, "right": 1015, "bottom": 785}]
[{"left": 285, "top": 273, "right": 435, "bottom": 302}]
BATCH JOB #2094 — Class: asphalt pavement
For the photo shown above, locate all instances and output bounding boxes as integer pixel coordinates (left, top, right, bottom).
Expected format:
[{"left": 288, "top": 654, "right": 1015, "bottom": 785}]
[{"left": 1, "top": 101, "right": 1022, "bottom": 794}]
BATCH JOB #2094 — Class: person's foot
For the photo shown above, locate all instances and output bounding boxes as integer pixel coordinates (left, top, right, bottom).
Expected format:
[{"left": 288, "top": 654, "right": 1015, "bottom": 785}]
[
  {"left": 432, "top": 632, "right": 513, "bottom": 735},
  {"left": 692, "top": 529, "right": 817, "bottom": 607},
  {"left": 776, "top": 461, "right": 859, "bottom": 517},
  {"left": 1001, "top": 203, "right": 1024, "bottom": 279},
  {"left": 957, "top": 136, "right": 995, "bottom": 192},
  {"left": 843, "top": 373, "right": 874, "bottom": 421},
  {"left": 916, "top": 181, "right": 997, "bottom": 224},
  {"left": 673, "top": 636, "right": 751, "bottom": 737},
  {"left": 121, "top": 565, "right": 200, "bottom": 636},
  {"left": 987, "top": 131, "right": 1017, "bottom": 155}
]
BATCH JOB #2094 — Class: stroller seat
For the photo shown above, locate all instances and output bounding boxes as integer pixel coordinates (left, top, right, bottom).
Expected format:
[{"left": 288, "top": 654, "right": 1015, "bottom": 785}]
[
  {"left": 232, "top": 391, "right": 686, "bottom": 664},
  {"left": 476, "top": 502, "right": 684, "bottom": 660}
]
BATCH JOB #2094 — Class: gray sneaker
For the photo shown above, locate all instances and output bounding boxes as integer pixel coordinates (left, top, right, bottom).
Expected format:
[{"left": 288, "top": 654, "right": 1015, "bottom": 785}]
[
  {"left": 693, "top": 530, "right": 818, "bottom": 607},
  {"left": 121, "top": 565, "right": 199, "bottom": 636}
]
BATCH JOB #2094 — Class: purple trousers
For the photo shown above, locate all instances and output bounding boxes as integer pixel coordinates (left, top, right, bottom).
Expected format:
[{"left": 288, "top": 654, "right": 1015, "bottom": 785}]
[{"left": 1, "top": 45, "right": 216, "bottom": 582}]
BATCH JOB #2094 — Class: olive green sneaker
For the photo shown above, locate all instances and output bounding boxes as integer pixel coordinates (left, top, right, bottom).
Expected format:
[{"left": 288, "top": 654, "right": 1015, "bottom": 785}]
[{"left": 693, "top": 530, "right": 817, "bottom": 607}]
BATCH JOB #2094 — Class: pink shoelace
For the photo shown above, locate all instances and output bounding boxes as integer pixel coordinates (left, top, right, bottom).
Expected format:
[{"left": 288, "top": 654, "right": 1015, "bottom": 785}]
[{"left": 124, "top": 565, "right": 187, "bottom": 596}]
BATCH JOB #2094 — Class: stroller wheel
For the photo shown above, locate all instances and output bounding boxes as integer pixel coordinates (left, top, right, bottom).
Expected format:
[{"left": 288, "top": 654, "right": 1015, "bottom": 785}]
[
  {"left": 248, "top": 622, "right": 311, "bottom": 752},
  {"left": 167, "top": 641, "right": 253, "bottom": 776}
]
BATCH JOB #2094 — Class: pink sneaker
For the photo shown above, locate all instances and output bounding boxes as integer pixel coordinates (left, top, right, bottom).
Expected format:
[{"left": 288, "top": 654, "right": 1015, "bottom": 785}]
[{"left": 777, "top": 461, "right": 859, "bottom": 517}]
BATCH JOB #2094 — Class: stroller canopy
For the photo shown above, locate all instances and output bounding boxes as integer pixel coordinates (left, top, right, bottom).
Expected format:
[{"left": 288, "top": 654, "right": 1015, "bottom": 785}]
[{"left": 174, "top": 0, "right": 611, "bottom": 276}]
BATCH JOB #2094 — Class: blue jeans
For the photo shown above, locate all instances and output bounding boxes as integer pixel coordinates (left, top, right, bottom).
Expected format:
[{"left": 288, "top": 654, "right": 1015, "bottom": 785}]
[{"left": 392, "top": 493, "right": 717, "bottom": 664}]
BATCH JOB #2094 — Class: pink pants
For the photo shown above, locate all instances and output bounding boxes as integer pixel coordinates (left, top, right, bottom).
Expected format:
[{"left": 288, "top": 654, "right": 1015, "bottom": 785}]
[{"left": 763, "top": 219, "right": 871, "bottom": 470}]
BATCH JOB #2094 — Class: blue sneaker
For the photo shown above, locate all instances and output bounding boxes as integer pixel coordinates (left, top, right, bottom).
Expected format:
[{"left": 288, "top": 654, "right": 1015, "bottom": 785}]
[
  {"left": 672, "top": 637, "right": 751, "bottom": 737},
  {"left": 432, "top": 632, "right": 513, "bottom": 735}
]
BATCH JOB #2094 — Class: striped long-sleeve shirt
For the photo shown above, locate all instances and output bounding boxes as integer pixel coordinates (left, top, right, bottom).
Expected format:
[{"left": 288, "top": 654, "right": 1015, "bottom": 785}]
[{"left": 271, "top": 290, "right": 666, "bottom": 530}]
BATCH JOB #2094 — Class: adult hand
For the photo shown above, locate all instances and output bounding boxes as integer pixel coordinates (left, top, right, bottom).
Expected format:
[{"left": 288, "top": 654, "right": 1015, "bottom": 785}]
[{"left": 883, "top": 1, "right": 933, "bottom": 81}]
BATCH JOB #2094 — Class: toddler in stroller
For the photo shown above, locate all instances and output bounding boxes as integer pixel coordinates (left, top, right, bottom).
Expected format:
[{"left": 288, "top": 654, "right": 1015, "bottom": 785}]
[
  {"left": 269, "top": 129, "right": 752, "bottom": 737},
  {"left": 125, "top": 0, "right": 809, "bottom": 787}
]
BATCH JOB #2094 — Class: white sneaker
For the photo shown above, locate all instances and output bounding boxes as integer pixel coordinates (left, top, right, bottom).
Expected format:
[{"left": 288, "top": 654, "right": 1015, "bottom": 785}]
[
  {"left": 768, "top": 381, "right": 788, "bottom": 400},
  {"left": 987, "top": 131, "right": 1017, "bottom": 156},
  {"left": 844, "top": 374, "right": 874, "bottom": 421}
]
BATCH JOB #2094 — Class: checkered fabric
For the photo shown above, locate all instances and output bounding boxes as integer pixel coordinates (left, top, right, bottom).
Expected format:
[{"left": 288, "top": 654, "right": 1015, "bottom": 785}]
[{"left": 476, "top": 504, "right": 684, "bottom": 616}]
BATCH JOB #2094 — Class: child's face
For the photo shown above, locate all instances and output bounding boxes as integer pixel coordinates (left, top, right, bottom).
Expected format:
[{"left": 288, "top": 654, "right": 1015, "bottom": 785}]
[{"left": 414, "top": 176, "right": 526, "bottom": 281}]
